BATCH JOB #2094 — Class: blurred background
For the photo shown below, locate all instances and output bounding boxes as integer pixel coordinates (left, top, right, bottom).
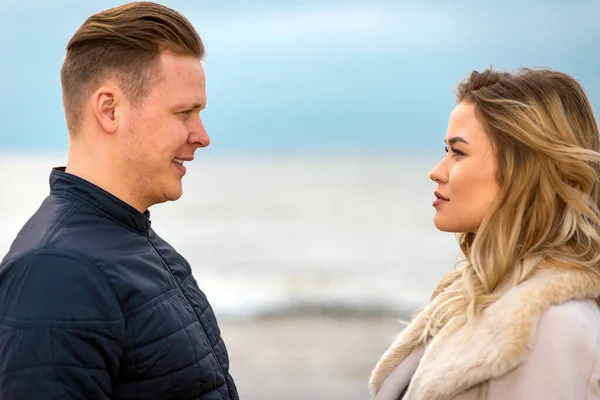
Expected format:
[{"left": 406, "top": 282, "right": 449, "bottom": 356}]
[{"left": 1, "top": 0, "right": 599, "bottom": 398}]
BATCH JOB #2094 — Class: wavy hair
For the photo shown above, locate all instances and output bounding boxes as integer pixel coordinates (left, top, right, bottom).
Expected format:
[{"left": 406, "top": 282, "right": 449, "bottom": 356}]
[{"left": 419, "top": 67, "right": 600, "bottom": 343}]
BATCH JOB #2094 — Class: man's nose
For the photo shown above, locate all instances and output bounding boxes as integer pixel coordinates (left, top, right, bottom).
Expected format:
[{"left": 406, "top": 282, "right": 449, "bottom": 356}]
[{"left": 189, "top": 117, "right": 210, "bottom": 148}]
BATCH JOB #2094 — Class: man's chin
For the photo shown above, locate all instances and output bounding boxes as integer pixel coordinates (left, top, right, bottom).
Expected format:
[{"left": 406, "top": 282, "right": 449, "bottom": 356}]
[{"left": 165, "top": 185, "right": 184, "bottom": 202}]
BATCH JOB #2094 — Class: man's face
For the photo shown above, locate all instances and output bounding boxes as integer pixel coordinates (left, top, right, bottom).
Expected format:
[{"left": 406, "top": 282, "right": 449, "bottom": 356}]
[{"left": 117, "top": 51, "right": 209, "bottom": 210}]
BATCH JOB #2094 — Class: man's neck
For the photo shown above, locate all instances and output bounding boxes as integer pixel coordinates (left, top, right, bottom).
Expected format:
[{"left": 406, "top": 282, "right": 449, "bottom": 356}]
[{"left": 65, "top": 149, "right": 148, "bottom": 214}]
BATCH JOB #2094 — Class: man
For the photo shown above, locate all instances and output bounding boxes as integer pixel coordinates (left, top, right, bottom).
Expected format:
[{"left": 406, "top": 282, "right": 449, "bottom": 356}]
[{"left": 0, "top": 2, "right": 239, "bottom": 399}]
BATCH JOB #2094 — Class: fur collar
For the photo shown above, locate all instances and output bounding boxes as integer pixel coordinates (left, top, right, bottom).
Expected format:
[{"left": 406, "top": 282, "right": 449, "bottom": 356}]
[{"left": 369, "top": 267, "right": 600, "bottom": 399}]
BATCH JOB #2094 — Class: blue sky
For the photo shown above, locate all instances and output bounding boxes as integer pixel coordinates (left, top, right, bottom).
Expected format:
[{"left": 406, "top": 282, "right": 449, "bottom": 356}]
[{"left": 0, "top": 0, "right": 599, "bottom": 154}]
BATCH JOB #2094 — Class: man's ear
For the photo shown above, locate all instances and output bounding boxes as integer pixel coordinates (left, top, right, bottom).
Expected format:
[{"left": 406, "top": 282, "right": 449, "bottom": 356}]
[{"left": 91, "top": 86, "right": 121, "bottom": 134}]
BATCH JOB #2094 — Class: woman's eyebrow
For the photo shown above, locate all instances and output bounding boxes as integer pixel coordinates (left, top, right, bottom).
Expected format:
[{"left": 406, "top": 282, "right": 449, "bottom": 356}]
[{"left": 445, "top": 136, "right": 469, "bottom": 145}]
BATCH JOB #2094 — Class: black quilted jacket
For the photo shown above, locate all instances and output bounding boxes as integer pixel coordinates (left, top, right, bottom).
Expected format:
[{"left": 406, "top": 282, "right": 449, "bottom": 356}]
[{"left": 0, "top": 167, "right": 239, "bottom": 399}]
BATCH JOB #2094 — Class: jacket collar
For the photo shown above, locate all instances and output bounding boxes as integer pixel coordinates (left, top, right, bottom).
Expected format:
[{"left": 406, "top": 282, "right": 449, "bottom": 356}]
[
  {"left": 369, "top": 267, "right": 600, "bottom": 400},
  {"left": 49, "top": 167, "right": 150, "bottom": 234}
]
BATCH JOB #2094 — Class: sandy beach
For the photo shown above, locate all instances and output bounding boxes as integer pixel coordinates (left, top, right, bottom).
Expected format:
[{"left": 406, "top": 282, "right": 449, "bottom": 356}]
[{"left": 220, "top": 315, "right": 406, "bottom": 400}]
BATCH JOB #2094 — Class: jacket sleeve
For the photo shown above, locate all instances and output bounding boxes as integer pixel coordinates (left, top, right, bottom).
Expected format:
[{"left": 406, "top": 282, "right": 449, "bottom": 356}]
[
  {"left": 486, "top": 302, "right": 600, "bottom": 399},
  {"left": 0, "top": 250, "right": 125, "bottom": 400}
]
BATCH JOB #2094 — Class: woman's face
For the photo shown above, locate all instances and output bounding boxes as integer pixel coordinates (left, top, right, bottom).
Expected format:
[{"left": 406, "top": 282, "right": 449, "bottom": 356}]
[{"left": 429, "top": 102, "right": 500, "bottom": 233}]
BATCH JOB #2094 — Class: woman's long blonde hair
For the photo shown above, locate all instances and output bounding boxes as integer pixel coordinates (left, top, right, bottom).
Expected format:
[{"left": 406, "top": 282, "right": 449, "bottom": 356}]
[{"left": 419, "top": 67, "right": 600, "bottom": 344}]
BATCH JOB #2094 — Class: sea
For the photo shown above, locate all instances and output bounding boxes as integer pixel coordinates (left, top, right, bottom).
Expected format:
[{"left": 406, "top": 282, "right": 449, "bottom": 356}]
[{"left": 0, "top": 153, "right": 461, "bottom": 320}]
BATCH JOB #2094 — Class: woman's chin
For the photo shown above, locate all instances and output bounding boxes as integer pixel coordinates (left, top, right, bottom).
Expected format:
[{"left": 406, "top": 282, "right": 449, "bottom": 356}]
[
  {"left": 435, "top": 225, "right": 456, "bottom": 233},
  {"left": 433, "top": 217, "right": 463, "bottom": 233},
  {"left": 433, "top": 215, "right": 451, "bottom": 232}
]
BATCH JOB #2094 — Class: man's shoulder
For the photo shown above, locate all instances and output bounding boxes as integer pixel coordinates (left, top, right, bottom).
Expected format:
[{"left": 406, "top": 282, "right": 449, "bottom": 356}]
[
  {"left": 3, "top": 191, "right": 143, "bottom": 266},
  {"left": 0, "top": 248, "right": 123, "bottom": 325},
  {"left": 1, "top": 194, "right": 76, "bottom": 265},
  {"left": 3, "top": 246, "right": 96, "bottom": 268},
  {"left": 1, "top": 247, "right": 108, "bottom": 289}
]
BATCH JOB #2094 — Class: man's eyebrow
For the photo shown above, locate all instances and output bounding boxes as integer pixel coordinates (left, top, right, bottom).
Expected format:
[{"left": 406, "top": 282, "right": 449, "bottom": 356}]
[
  {"left": 445, "top": 136, "right": 469, "bottom": 145},
  {"left": 174, "top": 102, "right": 205, "bottom": 110}
]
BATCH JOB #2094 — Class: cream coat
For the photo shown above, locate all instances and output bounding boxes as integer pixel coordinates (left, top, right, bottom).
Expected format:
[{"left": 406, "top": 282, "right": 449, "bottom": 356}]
[{"left": 370, "top": 268, "right": 600, "bottom": 400}]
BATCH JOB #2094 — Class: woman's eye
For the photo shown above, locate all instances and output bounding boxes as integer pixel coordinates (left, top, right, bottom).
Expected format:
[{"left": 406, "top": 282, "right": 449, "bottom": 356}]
[
  {"left": 451, "top": 147, "right": 464, "bottom": 156},
  {"left": 445, "top": 146, "right": 464, "bottom": 157}
]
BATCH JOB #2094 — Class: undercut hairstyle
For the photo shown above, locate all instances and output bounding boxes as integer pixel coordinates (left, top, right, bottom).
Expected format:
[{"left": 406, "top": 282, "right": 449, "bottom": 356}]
[{"left": 60, "top": 1, "right": 204, "bottom": 136}]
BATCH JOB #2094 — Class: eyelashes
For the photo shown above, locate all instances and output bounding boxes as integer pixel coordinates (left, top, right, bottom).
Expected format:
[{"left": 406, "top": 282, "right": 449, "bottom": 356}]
[{"left": 445, "top": 146, "right": 465, "bottom": 157}]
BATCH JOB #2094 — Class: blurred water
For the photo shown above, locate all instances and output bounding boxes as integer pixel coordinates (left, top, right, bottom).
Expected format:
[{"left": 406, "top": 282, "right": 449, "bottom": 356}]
[{"left": 0, "top": 152, "right": 461, "bottom": 319}]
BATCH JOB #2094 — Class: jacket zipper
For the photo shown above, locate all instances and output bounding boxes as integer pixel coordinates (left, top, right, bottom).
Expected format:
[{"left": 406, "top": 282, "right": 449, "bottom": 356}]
[
  {"left": 144, "top": 219, "right": 229, "bottom": 391},
  {"left": 145, "top": 219, "right": 151, "bottom": 238}
]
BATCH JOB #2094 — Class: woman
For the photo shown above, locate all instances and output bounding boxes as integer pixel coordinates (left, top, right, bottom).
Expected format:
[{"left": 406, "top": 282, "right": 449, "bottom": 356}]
[{"left": 370, "top": 67, "right": 600, "bottom": 399}]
